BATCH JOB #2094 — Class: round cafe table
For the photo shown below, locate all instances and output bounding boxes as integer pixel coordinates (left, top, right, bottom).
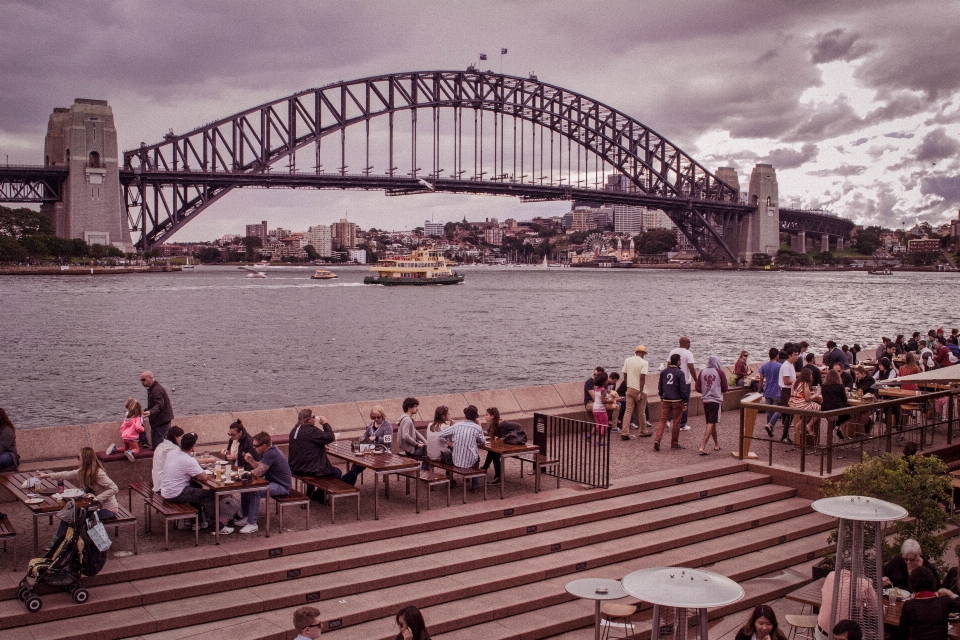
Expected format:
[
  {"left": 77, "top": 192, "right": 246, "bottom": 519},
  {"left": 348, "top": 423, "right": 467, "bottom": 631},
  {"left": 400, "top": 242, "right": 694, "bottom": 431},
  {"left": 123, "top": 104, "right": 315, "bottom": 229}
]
[
  {"left": 565, "top": 578, "right": 628, "bottom": 640},
  {"left": 621, "top": 567, "right": 744, "bottom": 640}
]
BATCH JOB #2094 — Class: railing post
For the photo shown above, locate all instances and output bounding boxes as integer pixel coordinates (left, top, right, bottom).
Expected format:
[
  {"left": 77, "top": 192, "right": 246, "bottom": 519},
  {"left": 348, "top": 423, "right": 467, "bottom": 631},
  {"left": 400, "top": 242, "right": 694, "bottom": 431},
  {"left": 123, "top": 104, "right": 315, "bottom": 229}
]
[
  {"left": 949, "top": 390, "right": 955, "bottom": 445},
  {"left": 799, "top": 410, "right": 806, "bottom": 474},
  {"left": 738, "top": 406, "right": 745, "bottom": 461},
  {"left": 825, "top": 416, "right": 833, "bottom": 476}
]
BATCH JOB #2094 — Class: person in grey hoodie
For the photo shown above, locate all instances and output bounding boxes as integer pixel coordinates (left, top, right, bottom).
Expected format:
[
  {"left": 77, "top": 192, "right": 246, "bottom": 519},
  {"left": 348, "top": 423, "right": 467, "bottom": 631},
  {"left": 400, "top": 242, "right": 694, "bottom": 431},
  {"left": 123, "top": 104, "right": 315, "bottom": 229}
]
[{"left": 696, "top": 355, "right": 729, "bottom": 455}]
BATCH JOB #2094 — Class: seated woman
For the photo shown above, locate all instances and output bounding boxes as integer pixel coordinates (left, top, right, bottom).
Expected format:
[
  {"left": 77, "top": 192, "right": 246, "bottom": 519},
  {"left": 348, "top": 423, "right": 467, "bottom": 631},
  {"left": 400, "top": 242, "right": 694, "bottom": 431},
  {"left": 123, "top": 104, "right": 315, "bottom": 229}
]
[
  {"left": 734, "top": 604, "right": 787, "bottom": 640},
  {"left": 733, "top": 351, "right": 759, "bottom": 391},
  {"left": 0, "top": 408, "right": 19, "bottom": 472},
  {"left": 895, "top": 565, "right": 960, "bottom": 640},
  {"left": 342, "top": 406, "right": 393, "bottom": 485},
  {"left": 788, "top": 368, "right": 822, "bottom": 439},
  {"left": 884, "top": 538, "right": 941, "bottom": 591},
  {"left": 853, "top": 366, "right": 876, "bottom": 396},
  {"left": 222, "top": 419, "right": 258, "bottom": 471},
  {"left": 482, "top": 407, "right": 503, "bottom": 484},
  {"left": 819, "top": 369, "right": 850, "bottom": 439},
  {"left": 875, "top": 357, "right": 899, "bottom": 386},
  {"left": 426, "top": 406, "right": 453, "bottom": 465},
  {"left": 898, "top": 353, "right": 923, "bottom": 391},
  {"left": 38, "top": 447, "right": 119, "bottom": 536}
]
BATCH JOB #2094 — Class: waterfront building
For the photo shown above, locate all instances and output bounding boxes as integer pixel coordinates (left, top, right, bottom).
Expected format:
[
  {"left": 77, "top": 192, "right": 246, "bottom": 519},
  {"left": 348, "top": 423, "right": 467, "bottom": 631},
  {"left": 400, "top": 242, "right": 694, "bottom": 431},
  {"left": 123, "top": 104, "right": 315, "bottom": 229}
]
[
  {"left": 424, "top": 220, "right": 445, "bottom": 237},
  {"left": 245, "top": 220, "right": 268, "bottom": 243},
  {"left": 484, "top": 228, "right": 504, "bottom": 246},
  {"left": 613, "top": 205, "right": 644, "bottom": 234},
  {"left": 304, "top": 224, "right": 333, "bottom": 257},
  {"left": 347, "top": 248, "right": 367, "bottom": 263},
  {"left": 908, "top": 237, "right": 941, "bottom": 253},
  {"left": 332, "top": 218, "right": 358, "bottom": 248}
]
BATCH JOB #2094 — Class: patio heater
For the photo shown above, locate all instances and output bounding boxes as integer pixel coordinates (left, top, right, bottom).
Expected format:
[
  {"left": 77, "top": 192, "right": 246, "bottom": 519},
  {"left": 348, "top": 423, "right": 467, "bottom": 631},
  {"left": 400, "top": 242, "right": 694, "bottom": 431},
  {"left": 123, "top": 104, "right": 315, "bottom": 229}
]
[
  {"left": 621, "top": 567, "right": 744, "bottom": 640},
  {"left": 810, "top": 496, "right": 908, "bottom": 640}
]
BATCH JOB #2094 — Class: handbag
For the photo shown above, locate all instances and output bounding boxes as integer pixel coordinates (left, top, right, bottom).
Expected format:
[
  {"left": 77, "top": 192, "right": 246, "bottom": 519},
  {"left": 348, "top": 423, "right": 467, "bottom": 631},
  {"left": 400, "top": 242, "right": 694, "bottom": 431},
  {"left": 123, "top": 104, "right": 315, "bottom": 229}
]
[{"left": 86, "top": 511, "right": 112, "bottom": 552}]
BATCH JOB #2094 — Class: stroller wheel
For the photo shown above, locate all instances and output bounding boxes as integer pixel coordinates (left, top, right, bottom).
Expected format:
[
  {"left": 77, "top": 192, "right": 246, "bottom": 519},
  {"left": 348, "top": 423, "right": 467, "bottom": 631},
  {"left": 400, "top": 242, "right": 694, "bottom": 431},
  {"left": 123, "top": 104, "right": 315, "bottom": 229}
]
[
  {"left": 16, "top": 586, "right": 29, "bottom": 601},
  {"left": 71, "top": 588, "right": 89, "bottom": 604},
  {"left": 25, "top": 595, "right": 42, "bottom": 612}
]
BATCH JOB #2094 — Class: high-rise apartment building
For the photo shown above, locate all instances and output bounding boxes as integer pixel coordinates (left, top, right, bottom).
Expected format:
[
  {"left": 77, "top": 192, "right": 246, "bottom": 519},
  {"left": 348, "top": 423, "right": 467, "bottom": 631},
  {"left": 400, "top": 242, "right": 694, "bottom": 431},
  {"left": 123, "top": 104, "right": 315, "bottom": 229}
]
[
  {"left": 304, "top": 224, "right": 333, "bottom": 257},
  {"left": 245, "top": 220, "right": 268, "bottom": 242},
  {"left": 483, "top": 228, "right": 504, "bottom": 245},
  {"left": 331, "top": 218, "right": 358, "bottom": 248},
  {"left": 613, "top": 205, "right": 643, "bottom": 233},
  {"left": 424, "top": 220, "right": 445, "bottom": 237}
]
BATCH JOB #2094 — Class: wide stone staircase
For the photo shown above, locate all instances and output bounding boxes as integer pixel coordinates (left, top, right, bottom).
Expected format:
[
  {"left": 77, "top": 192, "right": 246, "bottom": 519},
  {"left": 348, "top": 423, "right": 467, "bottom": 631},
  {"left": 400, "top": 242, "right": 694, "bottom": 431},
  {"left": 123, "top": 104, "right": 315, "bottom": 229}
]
[{"left": 4, "top": 459, "right": 834, "bottom": 640}]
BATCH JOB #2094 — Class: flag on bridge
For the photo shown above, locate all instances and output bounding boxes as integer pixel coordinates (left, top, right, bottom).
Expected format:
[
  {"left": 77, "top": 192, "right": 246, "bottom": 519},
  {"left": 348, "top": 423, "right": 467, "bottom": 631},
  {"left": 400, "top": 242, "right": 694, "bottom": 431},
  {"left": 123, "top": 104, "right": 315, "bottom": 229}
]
[
  {"left": 479, "top": 53, "right": 487, "bottom": 60},
  {"left": 501, "top": 48, "right": 508, "bottom": 55}
]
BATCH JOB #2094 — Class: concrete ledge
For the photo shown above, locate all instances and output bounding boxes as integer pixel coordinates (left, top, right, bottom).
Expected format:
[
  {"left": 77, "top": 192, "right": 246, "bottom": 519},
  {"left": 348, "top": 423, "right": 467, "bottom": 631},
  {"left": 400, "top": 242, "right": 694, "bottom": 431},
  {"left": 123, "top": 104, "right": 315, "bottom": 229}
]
[{"left": 511, "top": 385, "right": 565, "bottom": 413}]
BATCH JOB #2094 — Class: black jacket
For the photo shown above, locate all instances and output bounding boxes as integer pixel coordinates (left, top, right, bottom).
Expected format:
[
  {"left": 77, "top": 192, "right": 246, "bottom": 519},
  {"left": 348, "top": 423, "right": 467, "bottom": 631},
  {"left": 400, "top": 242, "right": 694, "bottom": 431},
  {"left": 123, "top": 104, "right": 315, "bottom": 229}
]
[
  {"left": 658, "top": 366, "right": 690, "bottom": 402},
  {"left": 225, "top": 432, "right": 259, "bottom": 471},
  {"left": 288, "top": 421, "right": 338, "bottom": 477},
  {"left": 146, "top": 381, "right": 174, "bottom": 426}
]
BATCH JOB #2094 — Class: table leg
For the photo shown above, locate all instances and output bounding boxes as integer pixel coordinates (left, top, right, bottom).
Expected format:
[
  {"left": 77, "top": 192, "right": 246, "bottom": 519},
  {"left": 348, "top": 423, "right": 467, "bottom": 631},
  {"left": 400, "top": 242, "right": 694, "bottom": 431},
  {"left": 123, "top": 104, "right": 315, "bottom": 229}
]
[
  {"left": 595, "top": 599, "right": 601, "bottom": 640},
  {"left": 215, "top": 492, "right": 220, "bottom": 545},
  {"left": 415, "top": 469, "right": 420, "bottom": 514},
  {"left": 265, "top": 487, "right": 270, "bottom": 538},
  {"left": 374, "top": 474, "right": 380, "bottom": 520},
  {"left": 535, "top": 457, "right": 541, "bottom": 494},
  {"left": 32, "top": 515, "right": 38, "bottom": 558}
]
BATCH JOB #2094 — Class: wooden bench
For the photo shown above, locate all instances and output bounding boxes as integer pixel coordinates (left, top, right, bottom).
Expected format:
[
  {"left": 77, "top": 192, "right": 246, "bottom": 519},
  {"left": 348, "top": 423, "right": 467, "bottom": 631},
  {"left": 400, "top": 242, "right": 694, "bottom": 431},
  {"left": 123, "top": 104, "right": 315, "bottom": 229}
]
[
  {"left": 99, "top": 503, "right": 138, "bottom": 555},
  {"left": 294, "top": 475, "right": 360, "bottom": 524},
  {"left": 518, "top": 453, "right": 560, "bottom": 492},
  {"left": 128, "top": 481, "right": 199, "bottom": 549},
  {"left": 0, "top": 515, "right": 17, "bottom": 568},
  {"left": 271, "top": 489, "right": 310, "bottom": 533},
  {"left": 399, "top": 469, "right": 451, "bottom": 510},
  {"left": 411, "top": 456, "right": 487, "bottom": 504}
]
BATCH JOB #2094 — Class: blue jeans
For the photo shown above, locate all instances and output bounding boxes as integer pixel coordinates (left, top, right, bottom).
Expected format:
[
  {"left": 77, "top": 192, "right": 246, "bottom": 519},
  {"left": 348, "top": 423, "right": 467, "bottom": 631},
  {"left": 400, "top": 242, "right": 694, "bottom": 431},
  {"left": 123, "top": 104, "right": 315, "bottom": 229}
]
[
  {"left": 0, "top": 451, "right": 15, "bottom": 471},
  {"left": 241, "top": 482, "right": 288, "bottom": 525}
]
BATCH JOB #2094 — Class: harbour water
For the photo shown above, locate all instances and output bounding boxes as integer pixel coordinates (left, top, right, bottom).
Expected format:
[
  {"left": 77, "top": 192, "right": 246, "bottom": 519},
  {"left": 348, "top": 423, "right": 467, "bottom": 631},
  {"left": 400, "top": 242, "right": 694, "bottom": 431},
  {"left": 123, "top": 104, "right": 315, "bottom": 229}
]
[{"left": 1, "top": 265, "right": 957, "bottom": 429}]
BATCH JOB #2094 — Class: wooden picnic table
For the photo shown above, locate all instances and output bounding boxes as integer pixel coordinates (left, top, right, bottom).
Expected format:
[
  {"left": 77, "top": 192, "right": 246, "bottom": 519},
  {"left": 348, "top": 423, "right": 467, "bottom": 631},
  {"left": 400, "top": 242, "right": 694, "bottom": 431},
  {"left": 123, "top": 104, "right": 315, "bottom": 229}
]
[
  {"left": 325, "top": 441, "right": 420, "bottom": 520},
  {"left": 194, "top": 469, "right": 270, "bottom": 545},
  {"left": 0, "top": 471, "right": 80, "bottom": 557},
  {"left": 479, "top": 439, "right": 542, "bottom": 499},
  {"left": 785, "top": 578, "right": 960, "bottom": 640}
]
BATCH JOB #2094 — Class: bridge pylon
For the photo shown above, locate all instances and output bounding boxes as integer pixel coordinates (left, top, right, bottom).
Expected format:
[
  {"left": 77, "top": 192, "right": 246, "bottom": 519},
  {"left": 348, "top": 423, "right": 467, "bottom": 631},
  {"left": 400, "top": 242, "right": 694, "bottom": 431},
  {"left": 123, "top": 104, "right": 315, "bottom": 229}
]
[
  {"left": 743, "top": 163, "right": 780, "bottom": 259},
  {"left": 40, "top": 99, "right": 133, "bottom": 253}
]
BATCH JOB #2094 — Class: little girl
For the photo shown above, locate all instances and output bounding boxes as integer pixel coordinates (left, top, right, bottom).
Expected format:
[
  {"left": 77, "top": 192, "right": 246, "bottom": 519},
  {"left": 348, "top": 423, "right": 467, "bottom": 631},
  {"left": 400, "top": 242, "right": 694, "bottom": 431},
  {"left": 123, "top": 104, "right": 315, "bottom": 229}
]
[
  {"left": 589, "top": 370, "right": 609, "bottom": 444},
  {"left": 107, "top": 398, "right": 144, "bottom": 462}
]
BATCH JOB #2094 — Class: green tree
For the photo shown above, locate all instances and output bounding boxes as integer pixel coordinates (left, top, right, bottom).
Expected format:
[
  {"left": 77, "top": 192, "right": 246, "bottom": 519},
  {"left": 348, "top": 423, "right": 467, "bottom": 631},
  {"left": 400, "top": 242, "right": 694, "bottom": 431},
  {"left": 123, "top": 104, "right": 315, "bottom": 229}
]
[
  {"left": 824, "top": 452, "right": 951, "bottom": 570},
  {"left": 444, "top": 222, "right": 456, "bottom": 240},
  {"left": 89, "top": 243, "right": 123, "bottom": 259},
  {"left": 241, "top": 235, "right": 263, "bottom": 259},
  {"left": 751, "top": 253, "right": 772, "bottom": 267},
  {"left": 908, "top": 251, "right": 940, "bottom": 266},
  {"left": 0, "top": 236, "right": 26, "bottom": 262},
  {"left": 20, "top": 234, "right": 50, "bottom": 259},
  {"left": 0, "top": 205, "right": 54, "bottom": 238},
  {"left": 636, "top": 229, "right": 678, "bottom": 254},
  {"left": 854, "top": 226, "right": 883, "bottom": 255},
  {"left": 568, "top": 231, "right": 589, "bottom": 245},
  {"left": 197, "top": 247, "right": 223, "bottom": 263},
  {"left": 304, "top": 244, "right": 320, "bottom": 260}
]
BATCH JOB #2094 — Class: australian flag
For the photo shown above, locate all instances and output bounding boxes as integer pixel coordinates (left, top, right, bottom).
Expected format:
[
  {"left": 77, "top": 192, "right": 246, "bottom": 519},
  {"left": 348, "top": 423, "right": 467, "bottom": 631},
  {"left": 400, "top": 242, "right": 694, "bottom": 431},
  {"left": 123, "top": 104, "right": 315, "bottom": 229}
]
[
  {"left": 501, "top": 48, "right": 508, "bottom": 55},
  {"left": 479, "top": 53, "right": 487, "bottom": 60}
]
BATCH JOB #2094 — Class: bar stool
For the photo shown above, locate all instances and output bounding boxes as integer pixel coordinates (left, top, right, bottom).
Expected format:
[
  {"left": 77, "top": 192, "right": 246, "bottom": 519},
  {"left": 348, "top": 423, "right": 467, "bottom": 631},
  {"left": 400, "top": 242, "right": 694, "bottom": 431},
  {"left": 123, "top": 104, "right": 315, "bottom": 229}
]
[
  {"left": 785, "top": 614, "right": 818, "bottom": 640},
  {"left": 600, "top": 602, "right": 638, "bottom": 640}
]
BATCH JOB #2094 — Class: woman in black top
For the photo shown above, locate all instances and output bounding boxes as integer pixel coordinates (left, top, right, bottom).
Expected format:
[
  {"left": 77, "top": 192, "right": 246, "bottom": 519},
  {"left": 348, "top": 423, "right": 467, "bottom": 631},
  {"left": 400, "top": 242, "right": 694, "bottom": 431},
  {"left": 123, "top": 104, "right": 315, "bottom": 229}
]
[
  {"left": 853, "top": 366, "right": 876, "bottom": 396},
  {"left": 820, "top": 369, "right": 850, "bottom": 440},
  {"left": 734, "top": 605, "right": 787, "bottom": 640},
  {"left": 896, "top": 565, "right": 960, "bottom": 640},
  {"left": 0, "top": 409, "right": 19, "bottom": 472}
]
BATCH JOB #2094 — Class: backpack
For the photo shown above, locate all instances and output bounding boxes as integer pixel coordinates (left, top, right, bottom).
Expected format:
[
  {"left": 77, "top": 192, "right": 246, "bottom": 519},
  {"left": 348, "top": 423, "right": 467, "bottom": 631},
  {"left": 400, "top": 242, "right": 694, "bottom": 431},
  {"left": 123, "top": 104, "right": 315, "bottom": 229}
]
[{"left": 499, "top": 421, "right": 527, "bottom": 445}]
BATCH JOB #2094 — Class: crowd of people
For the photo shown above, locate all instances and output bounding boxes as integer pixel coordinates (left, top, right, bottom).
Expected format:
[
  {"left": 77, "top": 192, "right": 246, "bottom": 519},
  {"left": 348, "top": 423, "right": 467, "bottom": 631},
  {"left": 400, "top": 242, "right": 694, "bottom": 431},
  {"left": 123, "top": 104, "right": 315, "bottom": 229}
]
[{"left": 584, "top": 327, "right": 959, "bottom": 453}]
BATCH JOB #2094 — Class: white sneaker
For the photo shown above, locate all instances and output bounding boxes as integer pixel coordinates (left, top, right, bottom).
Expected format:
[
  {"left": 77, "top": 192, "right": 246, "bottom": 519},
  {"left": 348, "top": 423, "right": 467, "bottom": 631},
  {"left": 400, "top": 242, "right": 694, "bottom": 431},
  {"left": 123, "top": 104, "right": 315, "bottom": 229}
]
[
  {"left": 106, "top": 444, "right": 118, "bottom": 455},
  {"left": 124, "top": 450, "right": 135, "bottom": 462},
  {"left": 680, "top": 425, "right": 691, "bottom": 431},
  {"left": 211, "top": 525, "right": 234, "bottom": 536},
  {"left": 233, "top": 517, "right": 248, "bottom": 527},
  {"left": 239, "top": 524, "right": 259, "bottom": 534},
  {"left": 629, "top": 423, "right": 639, "bottom": 430}
]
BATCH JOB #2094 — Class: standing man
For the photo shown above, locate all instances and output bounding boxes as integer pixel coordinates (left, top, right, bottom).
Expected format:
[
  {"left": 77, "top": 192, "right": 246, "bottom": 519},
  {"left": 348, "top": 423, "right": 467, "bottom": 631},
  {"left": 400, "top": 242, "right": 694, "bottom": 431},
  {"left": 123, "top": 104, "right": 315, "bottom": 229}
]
[
  {"left": 770, "top": 347, "right": 800, "bottom": 442},
  {"left": 668, "top": 337, "right": 697, "bottom": 431},
  {"left": 822, "top": 341, "right": 847, "bottom": 370},
  {"left": 759, "top": 348, "right": 782, "bottom": 438},
  {"left": 239, "top": 431, "right": 292, "bottom": 534},
  {"left": 140, "top": 371, "right": 173, "bottom": 449},
  {"left": 621, "top": 345, "right": 651, "bottom": 440},
  {"left": 288, "top": 409, "right": 340, "bottom": 502},
  {"left": 654, "top": 354, "right": 690, "bottom": 451},
  {"left": 293, "top": 606, "right": 323, "bottom": 640}
]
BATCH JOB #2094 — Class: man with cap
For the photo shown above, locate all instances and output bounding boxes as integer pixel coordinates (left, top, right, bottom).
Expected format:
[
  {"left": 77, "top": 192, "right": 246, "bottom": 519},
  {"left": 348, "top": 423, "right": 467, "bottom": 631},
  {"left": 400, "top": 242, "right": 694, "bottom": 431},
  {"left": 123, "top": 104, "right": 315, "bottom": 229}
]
[
  {"left": 621, "top": 345, "right": 652, "bottom": 439},
  {"left": 287, "top": 408, "right": 340, "bottom": 503}
]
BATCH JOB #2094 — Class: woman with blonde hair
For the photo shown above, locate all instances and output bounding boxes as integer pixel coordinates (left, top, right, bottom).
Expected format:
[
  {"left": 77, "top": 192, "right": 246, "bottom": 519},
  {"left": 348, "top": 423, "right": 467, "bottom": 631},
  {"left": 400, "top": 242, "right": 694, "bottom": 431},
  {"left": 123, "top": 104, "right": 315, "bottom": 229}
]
[{"left": 39, "top": 447, "right": 120, "bottom": 536}]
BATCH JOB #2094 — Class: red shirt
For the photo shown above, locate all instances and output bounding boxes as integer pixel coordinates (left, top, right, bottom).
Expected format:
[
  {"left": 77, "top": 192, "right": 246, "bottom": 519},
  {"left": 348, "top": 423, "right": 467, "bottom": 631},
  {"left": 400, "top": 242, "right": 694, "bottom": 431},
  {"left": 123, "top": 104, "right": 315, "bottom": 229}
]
[{"left": 935, "top": 346, "right": 953, "bottom": 368}]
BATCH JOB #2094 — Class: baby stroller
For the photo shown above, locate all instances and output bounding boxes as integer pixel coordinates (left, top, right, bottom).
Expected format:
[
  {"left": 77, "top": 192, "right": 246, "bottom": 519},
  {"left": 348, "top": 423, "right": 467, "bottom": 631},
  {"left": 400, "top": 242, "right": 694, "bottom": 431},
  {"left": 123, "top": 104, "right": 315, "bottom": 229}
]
[{"left": 17, "top": 498, "right": 109, "bottom": 612}]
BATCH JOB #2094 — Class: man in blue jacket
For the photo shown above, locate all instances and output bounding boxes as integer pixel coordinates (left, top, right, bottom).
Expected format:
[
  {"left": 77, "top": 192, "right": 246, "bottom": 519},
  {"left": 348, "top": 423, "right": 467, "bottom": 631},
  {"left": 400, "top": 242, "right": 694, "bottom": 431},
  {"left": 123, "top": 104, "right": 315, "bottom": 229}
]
[{"left": 654, "top": 354, "right": 690, "bottom": 451}]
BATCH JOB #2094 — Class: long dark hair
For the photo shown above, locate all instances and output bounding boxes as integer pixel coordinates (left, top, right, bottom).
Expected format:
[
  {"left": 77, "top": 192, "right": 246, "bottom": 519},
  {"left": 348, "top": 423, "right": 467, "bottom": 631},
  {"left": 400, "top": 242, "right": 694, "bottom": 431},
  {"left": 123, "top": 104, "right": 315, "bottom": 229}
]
[
  {"left": 742, "top": 604, "right": 786, "bottom": 640},
  {"left": 486, "top": 407, "right": 501, "bottom": 438},
  {"left": 0, "top": 408, "right": 14, "bottom": 433},
  {"left": 396, "top": 605, "right": 430, "bottom": 640}
]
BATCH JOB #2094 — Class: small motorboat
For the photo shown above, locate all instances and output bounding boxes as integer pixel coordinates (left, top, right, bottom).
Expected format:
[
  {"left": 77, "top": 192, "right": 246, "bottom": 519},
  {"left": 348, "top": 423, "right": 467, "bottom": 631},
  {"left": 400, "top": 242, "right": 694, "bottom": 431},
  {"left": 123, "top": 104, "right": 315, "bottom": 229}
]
[
  {"left": 239, "top": 266, "right": 267, "bottom": 278},
  {"left": 869, "top": 269, "right": 893, "bottom": 275},
  {"left": 311, "top": 269, "right": 338, "bottom": 280}
]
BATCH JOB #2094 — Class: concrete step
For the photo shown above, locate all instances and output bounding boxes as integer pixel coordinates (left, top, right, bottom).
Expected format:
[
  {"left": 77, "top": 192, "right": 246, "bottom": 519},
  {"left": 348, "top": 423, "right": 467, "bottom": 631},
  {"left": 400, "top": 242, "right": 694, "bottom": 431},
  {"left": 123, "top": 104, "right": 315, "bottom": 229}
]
[
  {"left": 0, "top": 490, "right": 827, "bottom": 639},
  {"left": 2, "top": 459, "right": 751, "bottom": 600},
  {"left": 0, "top": 478, "right": 794, "bottom": 632}
]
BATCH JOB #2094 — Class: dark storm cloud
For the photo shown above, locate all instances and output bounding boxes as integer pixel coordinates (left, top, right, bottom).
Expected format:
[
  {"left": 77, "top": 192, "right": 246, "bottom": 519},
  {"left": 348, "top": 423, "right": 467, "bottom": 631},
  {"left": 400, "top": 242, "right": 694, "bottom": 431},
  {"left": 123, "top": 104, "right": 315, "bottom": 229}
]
[
  {"left": 851, "top": 137, "right": 870, "bottom": 146},
  {"left": 765, "top": 143, "right": 819, "bottom": 170},
  {"left": 810, "top": 29, "right": 872, "bottom": 64},
  {"left": 920, "top": 175, "right": 960, "bottom": 204},
  {"left": 807, "top": 165, "right": 867, "bottom": 177},
  {"left": 914, "top": 128, "right": 960, "bottom": 162},
  {"left": 884, "top": 132, "right": 915, "bottom": 139}
]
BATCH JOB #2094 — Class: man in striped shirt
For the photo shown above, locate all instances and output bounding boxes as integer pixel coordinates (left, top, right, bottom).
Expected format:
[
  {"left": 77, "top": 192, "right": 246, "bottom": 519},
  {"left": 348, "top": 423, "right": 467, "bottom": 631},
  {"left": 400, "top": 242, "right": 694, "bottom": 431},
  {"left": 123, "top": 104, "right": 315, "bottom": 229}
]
[{"left": 440, "top": 405, "right": 486, "bottom": 488}]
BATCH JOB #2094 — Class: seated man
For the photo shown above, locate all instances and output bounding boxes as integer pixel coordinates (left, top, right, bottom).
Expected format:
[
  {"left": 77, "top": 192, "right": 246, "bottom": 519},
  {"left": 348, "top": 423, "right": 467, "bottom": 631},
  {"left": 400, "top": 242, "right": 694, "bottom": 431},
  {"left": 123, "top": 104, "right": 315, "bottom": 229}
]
[
  {"left": 160, "top": 432, "right": 233, "bottom": 535},
  {"left": 439, "top": 405, "right": 486, "bottom": 488},
  {"left": 238, "top": 431, "right": 292, "bottom": 534},
  {"left": 288, "top": 409, "right": 340, "bottom": 503},
  {"left": 883, "top": 538, "right": 941, "bottom": 591}
]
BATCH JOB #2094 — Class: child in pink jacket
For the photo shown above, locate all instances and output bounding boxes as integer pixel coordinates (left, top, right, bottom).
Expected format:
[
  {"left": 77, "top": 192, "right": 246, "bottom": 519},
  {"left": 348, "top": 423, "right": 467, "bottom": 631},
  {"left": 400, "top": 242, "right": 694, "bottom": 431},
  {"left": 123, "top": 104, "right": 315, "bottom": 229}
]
[{"left": 107, "top": 398, "right": 145, "bottom": 462}]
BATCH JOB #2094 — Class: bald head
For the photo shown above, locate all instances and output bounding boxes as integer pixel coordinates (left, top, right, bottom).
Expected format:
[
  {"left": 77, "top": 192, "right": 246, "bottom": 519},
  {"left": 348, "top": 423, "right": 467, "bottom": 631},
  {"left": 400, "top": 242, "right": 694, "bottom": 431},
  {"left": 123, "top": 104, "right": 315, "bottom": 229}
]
[
  {"left": 679, "top": 336, "right": 691, "bottom": 348},
  {"left": 140, "top": 371, "right": 155, "bottom": 387}
]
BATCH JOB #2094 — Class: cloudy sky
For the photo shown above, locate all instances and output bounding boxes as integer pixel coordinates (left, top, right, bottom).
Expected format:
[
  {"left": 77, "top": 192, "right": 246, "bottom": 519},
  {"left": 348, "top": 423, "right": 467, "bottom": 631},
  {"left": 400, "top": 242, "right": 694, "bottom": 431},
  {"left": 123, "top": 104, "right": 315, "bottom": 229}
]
[{"left": 2, "top": 0, "right": 959, "bottom": 241}]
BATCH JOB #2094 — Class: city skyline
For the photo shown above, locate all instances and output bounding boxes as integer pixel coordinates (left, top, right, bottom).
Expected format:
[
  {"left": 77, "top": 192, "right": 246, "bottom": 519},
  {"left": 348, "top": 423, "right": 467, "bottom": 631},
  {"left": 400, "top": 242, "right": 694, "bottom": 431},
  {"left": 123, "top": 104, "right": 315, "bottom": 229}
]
[{"left": 2, "top": 1, "right": 959, "bottom": 242}]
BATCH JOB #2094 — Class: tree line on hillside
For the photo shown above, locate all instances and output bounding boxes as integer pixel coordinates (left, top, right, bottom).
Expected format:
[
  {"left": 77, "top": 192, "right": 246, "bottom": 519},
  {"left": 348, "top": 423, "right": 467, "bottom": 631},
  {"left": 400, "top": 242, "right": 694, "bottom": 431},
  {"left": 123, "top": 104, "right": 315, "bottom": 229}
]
[{"left": 0, "top": 206, "right": 125, "bottom": 263}]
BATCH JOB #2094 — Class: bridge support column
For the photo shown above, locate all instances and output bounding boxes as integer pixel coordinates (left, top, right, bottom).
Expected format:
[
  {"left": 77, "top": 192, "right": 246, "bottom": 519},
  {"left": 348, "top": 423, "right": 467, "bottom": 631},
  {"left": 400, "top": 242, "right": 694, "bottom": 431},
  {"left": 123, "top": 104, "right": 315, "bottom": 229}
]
[
  {"left": 791, "top": 231, "right": 807, "bottom": 254},
  {"left": 836, "top": 237, "right": 844, "bottom": 252},
  {"left": 822, "top": 234, "right": 830, "bottom": 253},
  {"left": 40, "top": 99, "right": 132, "bottom": 253},
  {"left": 742, "top": 164, "right": 780, "bottom": 260}
]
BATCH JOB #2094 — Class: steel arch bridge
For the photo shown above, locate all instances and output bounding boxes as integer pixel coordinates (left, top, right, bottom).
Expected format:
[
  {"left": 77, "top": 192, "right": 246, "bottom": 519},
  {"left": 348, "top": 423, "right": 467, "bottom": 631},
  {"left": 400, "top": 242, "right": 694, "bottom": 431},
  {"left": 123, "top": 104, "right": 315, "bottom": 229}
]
[{"left": 120, "top": 69, "right": 750, "bottom": 259}]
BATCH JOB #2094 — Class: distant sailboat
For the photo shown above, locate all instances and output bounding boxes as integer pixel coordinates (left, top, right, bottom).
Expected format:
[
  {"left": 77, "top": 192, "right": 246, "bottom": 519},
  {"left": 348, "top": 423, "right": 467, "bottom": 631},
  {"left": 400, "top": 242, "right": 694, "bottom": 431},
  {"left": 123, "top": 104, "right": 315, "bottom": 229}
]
[{"left": 541, "top": 256, "right": 548, "bottom": 270}]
